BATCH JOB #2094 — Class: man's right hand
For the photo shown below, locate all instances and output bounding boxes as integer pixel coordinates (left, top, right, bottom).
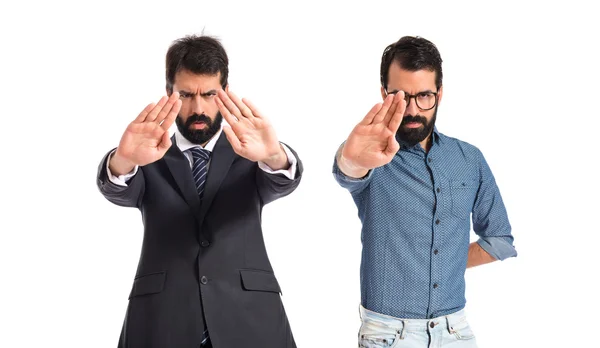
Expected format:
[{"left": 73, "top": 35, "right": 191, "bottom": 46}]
[
  {"left": 109, "top": 92, "right": 182, "bottom": 176},
  {"left": 337, "top": 91, "right": 406, "bottom": 178}
]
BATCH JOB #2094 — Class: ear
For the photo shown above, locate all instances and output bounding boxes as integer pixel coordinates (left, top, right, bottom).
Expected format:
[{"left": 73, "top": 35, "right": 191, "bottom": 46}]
[
  {"left": 224, "top": 84, "right": 229, "bottom": 92},
  {"left": 380, "top": 86, "right": 387, "bottom": 101},
  {"left": 437, "top": 85, "right": 443, "bottom": 106}
]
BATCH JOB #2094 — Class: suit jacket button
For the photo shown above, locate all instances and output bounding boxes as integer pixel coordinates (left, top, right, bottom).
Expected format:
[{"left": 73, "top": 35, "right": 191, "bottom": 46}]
[
  {"left": 201, "top": 241, "right": 210, "bottom": 247},
  {"left": 200, "top": 276, "right": 208, "bottom": 285}
]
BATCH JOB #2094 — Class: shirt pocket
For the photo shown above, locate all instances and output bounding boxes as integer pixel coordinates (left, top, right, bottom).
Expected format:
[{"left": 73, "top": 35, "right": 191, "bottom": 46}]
[{"left": 450, "top": 179, "right": 479, "bottom": 219}]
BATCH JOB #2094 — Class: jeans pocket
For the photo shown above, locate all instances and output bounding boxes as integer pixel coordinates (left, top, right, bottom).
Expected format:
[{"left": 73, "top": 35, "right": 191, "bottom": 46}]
[
  {"left": 359, "top": 333, "right": 398, "bottom": 348},
  {"left": 451, "top": 320, "right": 476, "bottom": 340}
]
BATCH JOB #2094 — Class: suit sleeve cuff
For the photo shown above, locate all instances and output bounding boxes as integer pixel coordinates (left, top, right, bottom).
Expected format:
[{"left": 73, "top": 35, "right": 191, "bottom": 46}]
[
  {"left": 476, "top": 237, "right": 518, "bottom": 261},
  {"left": 106, "top": 150, "right": 139, "bottom": 187},
  {"left": 257, "top": 143, "right": 297, "bottom": 180}
]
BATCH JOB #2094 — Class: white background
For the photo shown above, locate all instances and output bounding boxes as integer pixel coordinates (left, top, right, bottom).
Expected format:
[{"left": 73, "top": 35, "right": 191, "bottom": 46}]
[{"left": 1, "top": 1, "right": 598, "bottom": 347}]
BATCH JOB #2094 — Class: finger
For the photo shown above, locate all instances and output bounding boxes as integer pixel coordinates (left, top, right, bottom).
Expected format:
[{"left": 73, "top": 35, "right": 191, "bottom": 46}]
[
  {"left": 145, "top": 96, "right": 169, "bottom": 122},
  {"left": 384, "top": 134, "right": 400, "bottom": 157},
  {"left": 222, "top": 125, "right": 243, "bottom": 154},
  {"left": 359, "top": 103, "right": 384, "bottom": 125},
  {"left": 383, "top": 97, "right": 399, "bottom": 125},
  {"left": 134, "top": 102, "right": 156, "bottom": 123},
  {"left": 160, "top": 99, "right": 181, "bottom": 131},
  {"left": 216, "top": 94, "right": 241, "bottom": 127},
  {"left": 372, "top": 94, "right": 394, "bottom": 124},
  {"left": 155, "top": 92, "right": 180, "bottom": 124},
  {"left": 227, "top": 90, "right": 254, "bottom": 119},
  {"left": 387, "top": 93, "right": 407, "bottom": 133},
  {"left": 158, "top": 129, "right": 172, "bottom": 152},
  {"left": 217, "top": 90, "right": 243, "bottom": 119},
  {"left": 242, "top": 98, "right": 263, "bottom": 118}
]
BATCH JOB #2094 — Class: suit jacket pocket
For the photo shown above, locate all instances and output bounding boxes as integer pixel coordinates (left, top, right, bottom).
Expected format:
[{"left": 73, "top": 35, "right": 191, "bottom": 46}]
[
  {"left": 128, "top": 271, "right": 167, "bottom": 299},
  {"left": 239, "top": 269, "right": 281, "bottom": 294}
]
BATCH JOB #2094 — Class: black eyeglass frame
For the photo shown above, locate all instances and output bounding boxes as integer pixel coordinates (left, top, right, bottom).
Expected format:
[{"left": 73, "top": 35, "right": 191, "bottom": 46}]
[{"left": 384, "top": 89, "right": 439, "bottom": 111}]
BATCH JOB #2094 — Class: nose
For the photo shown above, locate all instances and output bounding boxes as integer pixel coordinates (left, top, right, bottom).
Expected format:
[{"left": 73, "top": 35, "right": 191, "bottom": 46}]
[
  {"left": 190, "top": 95, "right": 206, "bottom": 115},
  {"left": 404, "top": 95, "right": 420, "bottom": 116}
]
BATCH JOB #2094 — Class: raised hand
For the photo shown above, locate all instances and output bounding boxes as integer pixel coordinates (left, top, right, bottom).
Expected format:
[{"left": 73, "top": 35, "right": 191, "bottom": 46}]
[
  {"left": 110, "top": 92, "right": 182, "bottom": 175},
  {"left": 216, "top": 90, "right": 289, "bottom": 170},
  {"left": 339, "top": 91, "right": 406, "bottom": 177}
]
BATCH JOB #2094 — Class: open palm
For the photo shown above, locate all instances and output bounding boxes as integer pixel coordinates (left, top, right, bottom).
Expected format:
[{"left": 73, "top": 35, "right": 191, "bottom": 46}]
[
  {"left": 115, "top": 92, "right": 181, "bottom": 167},
  {"left": 216, "top": 90, "right": 282, "bottom": 162},
  {"left": 343, "top": 92, "right": 406, "bottom": 170}
]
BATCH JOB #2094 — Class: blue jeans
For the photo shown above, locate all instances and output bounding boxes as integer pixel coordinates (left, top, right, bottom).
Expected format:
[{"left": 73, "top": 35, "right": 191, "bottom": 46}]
[{"left": 358, "top": 305, "right": 478, "bottom": 348}]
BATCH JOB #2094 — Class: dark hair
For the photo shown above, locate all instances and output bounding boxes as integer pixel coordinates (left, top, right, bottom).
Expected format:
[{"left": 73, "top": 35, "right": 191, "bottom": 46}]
[
  {"left": 380, "top": 36, "right": 443, "bottom": 91},
  {"left": 165, "top": 35, "right": 229, "bottom": 93}
]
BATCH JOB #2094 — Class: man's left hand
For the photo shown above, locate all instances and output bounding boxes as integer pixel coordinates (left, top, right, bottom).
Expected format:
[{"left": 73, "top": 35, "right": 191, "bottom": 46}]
[{"left": 216, "top": 90, "right": 289, "bottom": 170}]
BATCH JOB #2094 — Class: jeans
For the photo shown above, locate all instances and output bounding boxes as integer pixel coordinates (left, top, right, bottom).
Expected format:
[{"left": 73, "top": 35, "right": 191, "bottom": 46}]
[{"left": 358, "top": 305, "right": 478, "bottom": 348}]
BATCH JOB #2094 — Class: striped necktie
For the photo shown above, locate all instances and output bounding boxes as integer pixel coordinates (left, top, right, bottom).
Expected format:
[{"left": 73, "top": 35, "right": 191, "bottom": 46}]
[
  {"left": 189, "top": 147, "right": 211, "bottom": 199},
  {"left": 190, "top": 147, "right": 211, "bottom": 345}
]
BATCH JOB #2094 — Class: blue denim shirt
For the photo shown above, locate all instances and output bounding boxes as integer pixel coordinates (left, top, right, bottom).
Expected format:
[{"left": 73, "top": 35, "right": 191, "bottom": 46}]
[{"left": 333, "top": 128, "right": 517, "bottom": 319}]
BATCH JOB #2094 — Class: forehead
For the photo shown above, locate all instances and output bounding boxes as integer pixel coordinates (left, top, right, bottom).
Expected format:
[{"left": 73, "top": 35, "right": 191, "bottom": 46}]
[
  {"left": 387, "top": 62, "right": 437, "bottom": 92},
  {"left": 173, "top": 69, "right": 222, "bottom": 90}
]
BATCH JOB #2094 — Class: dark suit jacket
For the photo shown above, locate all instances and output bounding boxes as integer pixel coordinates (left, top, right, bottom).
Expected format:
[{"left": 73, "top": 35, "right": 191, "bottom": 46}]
[{"left": 96, "top": 133, "right": 303, "bottom": 348}]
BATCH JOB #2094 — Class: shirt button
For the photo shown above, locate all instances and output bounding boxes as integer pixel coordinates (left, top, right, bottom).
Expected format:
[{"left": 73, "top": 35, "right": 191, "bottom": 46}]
[
  {"left": 435, "top": 219, "right": 440, "bottom": 225},
  {"left": 430, "top": 322, "right": 436, "bottom": 328},
  {"left": 428, "top": 158, "right": 432, "bottom": 163},
  {"left": 200, "top": 276, "right": 208, "bottom": 285},
  {"left": 433, "top": 283, "right": 438, "bottom": 289},
  {"left": 429, "top": 314, "right": 435, "bottom": 319},
  {"left": 201, "top": 241, "right": 210, "bottom": 247},
  {"left": 436, "top": 187, "right": 441, "bottom": 193},
  {"left": 434, "top": 249, "right": 439, "bottom": 255}
]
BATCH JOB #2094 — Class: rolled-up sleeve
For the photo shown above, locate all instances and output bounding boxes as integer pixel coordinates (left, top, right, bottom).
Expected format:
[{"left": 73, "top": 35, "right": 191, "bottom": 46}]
[
  {"left": 332, "top": 156, "right": 374, "bottom": 194},
  {"left": 472, "top": 149, "right": 517, "bottom": 261}
]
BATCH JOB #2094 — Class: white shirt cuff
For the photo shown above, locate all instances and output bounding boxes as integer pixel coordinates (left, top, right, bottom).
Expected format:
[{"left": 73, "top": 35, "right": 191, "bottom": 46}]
[
  {"left": 257, "top": 143, "right": 297, "bottom": 180},
  {"left": 106, "top": 150, "right": 139, "bottom": 187}
]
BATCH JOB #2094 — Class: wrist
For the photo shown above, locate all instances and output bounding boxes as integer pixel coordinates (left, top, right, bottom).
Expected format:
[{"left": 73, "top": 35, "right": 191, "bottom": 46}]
[
  {"left": 338, "top": 155, "right": 368, "bottom": 178},
  {"left": 109, "top": 150, "right": 136, "bottom": 176},
  {"left": 337, "top": 144, "right": 369, "bottom": 178},
  {"left": 262, "top": 145, "right": 289, "bottom": 170}
]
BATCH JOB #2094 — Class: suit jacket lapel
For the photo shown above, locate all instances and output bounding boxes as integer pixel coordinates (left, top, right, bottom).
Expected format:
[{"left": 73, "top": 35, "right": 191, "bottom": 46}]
[
  {"left": 163, "top": 135, "right": 202, "bottom": 222},
  {"left": 198, "top": 132, "right": 236, "bottom": 224}
]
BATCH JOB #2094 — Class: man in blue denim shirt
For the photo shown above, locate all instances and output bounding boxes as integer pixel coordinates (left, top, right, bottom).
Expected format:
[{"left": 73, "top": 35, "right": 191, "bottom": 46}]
[{"left": 333, "top": 36, "right": 517, "bottom": 348}]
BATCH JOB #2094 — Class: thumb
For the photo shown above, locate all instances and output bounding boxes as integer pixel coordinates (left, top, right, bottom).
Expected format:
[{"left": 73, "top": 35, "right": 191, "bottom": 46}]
[
  {"left": 158, "top": 130, "right": 172, "bottom": 152},
  {"left": 385, "top": 134, "right": 400, "bottom": 157}
]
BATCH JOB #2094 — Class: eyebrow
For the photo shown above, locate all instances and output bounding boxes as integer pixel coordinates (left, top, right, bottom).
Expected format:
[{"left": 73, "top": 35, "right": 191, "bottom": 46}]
[
  {"left": 387, "top": 89, "right": 435, "bottom": 95},
  {"left": 179, "top": 89, "right": 218, "bottom": 96}
]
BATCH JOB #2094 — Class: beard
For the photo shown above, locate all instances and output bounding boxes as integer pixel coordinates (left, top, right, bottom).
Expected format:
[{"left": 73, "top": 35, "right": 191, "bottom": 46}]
[
  {"left": 176, "top": 112, "right": 223, "bottom": 145},
  {"left": 396, "top": 107, "right": 438, "bottom": 147}
]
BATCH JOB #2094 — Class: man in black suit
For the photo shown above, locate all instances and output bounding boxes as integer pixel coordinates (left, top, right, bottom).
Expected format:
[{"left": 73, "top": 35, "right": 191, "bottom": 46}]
[{"left": 96, "top": 35, "right": 302, "bottom": 348}]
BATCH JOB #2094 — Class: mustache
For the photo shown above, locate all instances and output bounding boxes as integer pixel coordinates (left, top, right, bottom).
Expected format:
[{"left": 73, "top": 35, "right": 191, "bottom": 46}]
[
  {"left": 401, "top": 115, "right": 427, "bottom": 126},
  {"left": 185, "top": 113, "right": 212, "bottom": 128}
]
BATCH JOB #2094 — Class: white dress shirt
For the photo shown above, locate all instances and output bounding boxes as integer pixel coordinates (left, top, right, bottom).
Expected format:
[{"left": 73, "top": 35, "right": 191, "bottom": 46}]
[{"left": 107, "top": 126, "right": 298, "bottom": 186}]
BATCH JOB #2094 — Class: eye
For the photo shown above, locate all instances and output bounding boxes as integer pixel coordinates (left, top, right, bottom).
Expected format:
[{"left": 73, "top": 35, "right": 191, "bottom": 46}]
[
  {"left": 179, "top": 92, "right": 191, "bottom": 99},
  {"left": 417, "top": 92, "right": 433, "bottom": 99}
]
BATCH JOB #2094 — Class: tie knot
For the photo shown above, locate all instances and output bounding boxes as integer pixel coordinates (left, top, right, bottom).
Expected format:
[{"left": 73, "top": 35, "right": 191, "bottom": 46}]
[{"left": 189, "top": 147, "right": 210, "bottom": 162}]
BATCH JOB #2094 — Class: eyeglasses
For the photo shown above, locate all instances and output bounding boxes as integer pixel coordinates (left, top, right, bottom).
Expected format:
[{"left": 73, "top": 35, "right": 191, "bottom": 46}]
[{"left": 385, "top": 90, "right": 439, "bottom": 111}]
